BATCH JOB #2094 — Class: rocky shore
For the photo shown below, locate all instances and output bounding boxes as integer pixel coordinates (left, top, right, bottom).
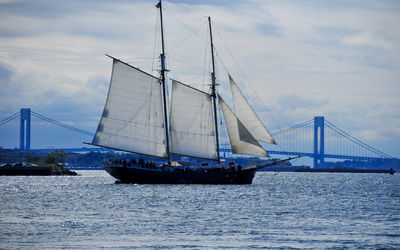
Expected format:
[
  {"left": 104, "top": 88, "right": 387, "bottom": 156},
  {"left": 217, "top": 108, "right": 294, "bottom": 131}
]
[{"left": 0, "top": 162, "right": 79, "bottom": 176}]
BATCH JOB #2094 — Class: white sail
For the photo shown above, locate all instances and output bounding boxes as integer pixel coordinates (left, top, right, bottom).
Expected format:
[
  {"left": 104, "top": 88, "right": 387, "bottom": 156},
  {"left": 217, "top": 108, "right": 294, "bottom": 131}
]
[
  {"left": 219, "top": 96, "right": 269, "bottom": 157},
  {"left": 169, "top": 80, "right": 217, "bottom": 160},
  {"left": 92, "top": 58, "right": 167, "bottom": 158},
  {"left": 229, "top": 75, "right": 276, "bottom": 144}
]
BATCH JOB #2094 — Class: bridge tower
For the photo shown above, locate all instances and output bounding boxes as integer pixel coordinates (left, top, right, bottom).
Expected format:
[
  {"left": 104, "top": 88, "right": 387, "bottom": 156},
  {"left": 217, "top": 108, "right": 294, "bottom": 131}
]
[
  {"left": 20, "top": 108, "right": 31, "bottom": 150},
  {"left": 313, "top": 116, "right": 324, "bottom": 168}
]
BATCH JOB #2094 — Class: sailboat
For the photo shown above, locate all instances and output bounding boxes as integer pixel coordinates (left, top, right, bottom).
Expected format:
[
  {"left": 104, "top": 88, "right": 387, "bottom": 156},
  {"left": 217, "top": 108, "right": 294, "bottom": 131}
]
[{"left": 87, "top": 1, "right": 284, "bottom": 184}]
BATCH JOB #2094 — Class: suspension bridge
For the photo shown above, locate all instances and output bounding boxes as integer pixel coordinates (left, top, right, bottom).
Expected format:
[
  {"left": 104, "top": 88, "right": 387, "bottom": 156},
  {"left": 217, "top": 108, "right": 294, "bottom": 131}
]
[{"left": 0, "top": 108, "right": 395, "bottom": 168}]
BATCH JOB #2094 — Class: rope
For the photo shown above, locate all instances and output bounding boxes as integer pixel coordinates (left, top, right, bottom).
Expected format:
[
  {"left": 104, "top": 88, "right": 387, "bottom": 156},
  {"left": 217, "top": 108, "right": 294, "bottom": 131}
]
[
  {"left": 162, "top": 8, "right": 208, "bottom": 53},
  {"left": 152, "top": 8, "right": 160, "bottom": 74},
  {"left": 168, "top": 55, "right": 207, "bottom": 72},
  {"left": 254, "top": 156, "right": 301, "bottom": 182},
  {"left": 167, "top": 0, "right": 208, "bottom": 18},
  {"left": 169, "top": 20, "right": 208, "bottom": 53},
  {"left": 212, "top": 22, "right": 283, "bottom": 131}
]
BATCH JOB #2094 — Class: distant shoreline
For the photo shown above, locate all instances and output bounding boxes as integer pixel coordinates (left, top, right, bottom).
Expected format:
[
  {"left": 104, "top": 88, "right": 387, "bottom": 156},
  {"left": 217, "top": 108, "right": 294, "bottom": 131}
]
[
  {"left": 0, "top": 163, "right": 79, "bottom": 176},
  {"left": 260, "top": 166, "right": 395, "bottom": 174}
]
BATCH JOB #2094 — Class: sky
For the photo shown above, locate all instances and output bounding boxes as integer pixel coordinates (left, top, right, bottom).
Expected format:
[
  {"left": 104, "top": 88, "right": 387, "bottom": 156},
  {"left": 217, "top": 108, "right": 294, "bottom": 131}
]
[{"left": 0, "top": 0, "right": 399, "bottom": 159}]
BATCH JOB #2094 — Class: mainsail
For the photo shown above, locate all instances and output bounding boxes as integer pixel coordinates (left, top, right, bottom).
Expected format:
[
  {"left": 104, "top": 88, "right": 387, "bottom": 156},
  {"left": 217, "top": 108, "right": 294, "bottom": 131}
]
[
  {"left": 229, "top": 75, "right": 276, "bottom": 144},
  {"left": 91, "top": 58, "right": 167, "bottom": 158},
  {"left": 169, "top": 80, "right": 217, "bottom": 160},
  {"left": 219, "top": 96, "right": 269, "bottom": 157}
]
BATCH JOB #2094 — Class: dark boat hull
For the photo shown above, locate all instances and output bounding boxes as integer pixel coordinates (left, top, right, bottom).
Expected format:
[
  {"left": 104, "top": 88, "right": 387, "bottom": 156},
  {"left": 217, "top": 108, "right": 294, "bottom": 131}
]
[{"left": 104, "top": 165, "right": 257, "bottom": 184}]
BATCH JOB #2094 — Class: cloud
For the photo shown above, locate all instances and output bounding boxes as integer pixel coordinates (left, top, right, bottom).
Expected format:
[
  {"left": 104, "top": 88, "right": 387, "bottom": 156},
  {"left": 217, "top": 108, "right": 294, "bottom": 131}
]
[
  {"left": 0, "top": 61, "right": 13, "bottom": 81},
  {"left": 256, "top": 23, "right": 282, "bottom": 37},
  {"left": 277, "top": 94, "right": 329, "bottom": 111},
  {"left": 341, "top": 32, "right": 394, "bottom": 50}
]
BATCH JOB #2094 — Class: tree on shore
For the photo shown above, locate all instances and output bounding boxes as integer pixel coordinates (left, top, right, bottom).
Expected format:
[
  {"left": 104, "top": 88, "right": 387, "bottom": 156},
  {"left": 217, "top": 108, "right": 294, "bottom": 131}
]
[{"left": 43, "top": 150, "right": 66, "bottom": 165}]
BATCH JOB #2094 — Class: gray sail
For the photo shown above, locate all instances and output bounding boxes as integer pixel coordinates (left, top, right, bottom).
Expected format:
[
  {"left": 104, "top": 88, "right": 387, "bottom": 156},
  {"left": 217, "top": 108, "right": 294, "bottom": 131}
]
[
  {"left": 229, "top": 75, "right": 276, "bottom": 144},
  {"left": 169, "top": 80, "right": 217, "bottom": 160},
  {"left": 219, "top": 96, "right": 269, "bottom": 157},
  {"left": 92, "top": 58, "right": 167, "bottom": 158}
]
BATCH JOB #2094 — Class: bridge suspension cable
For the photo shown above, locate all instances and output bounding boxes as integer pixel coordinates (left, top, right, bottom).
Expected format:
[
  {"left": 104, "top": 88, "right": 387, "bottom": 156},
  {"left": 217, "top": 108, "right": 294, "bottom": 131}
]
[
  {"left": 31, "top": 111, "right": 94, "bottom": 137},
  {"left": 325, "top": 119, "right": 392, "bottom": 159},
  {"left": 271, "top": 119, "right": 313, "bottom": 136},
  {"left": 0, "top": 111, "right": 19, "bottom": 126}
]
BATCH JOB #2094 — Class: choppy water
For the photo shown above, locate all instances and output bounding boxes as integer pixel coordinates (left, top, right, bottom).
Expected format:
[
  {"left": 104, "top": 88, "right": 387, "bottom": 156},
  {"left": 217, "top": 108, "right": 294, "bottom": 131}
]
[{"left": 1, "top": 171, "right": 399, "bottom": 249}]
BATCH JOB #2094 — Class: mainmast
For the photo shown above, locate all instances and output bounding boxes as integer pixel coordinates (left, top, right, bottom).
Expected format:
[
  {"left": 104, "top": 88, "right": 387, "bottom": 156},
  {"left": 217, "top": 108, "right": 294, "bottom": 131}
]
[
  {"left": 208, "top": 16, "right": 220, "bottom": 163},
  {"left": 157, "top": 0, "right": 171, "bottom": 163}
]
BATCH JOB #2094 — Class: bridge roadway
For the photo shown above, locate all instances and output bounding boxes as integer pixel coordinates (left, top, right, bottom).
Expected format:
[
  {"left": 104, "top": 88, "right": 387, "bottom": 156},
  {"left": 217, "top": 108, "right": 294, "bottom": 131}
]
[{"left": 28, "top": 147, "right": 388, "bottom": 162}]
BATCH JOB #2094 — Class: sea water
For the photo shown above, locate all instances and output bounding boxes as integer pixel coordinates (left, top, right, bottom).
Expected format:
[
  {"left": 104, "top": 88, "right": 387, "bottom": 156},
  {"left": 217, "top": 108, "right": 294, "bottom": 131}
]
[{"left": 0, "top": 171, "right": 399, "bottom": 249}]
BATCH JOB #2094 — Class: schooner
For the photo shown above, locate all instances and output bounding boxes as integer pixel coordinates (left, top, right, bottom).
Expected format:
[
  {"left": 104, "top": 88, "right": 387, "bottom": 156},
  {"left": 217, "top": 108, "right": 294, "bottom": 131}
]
[{"left": 87, "top": 1, "right": 284, "bottom": 184}]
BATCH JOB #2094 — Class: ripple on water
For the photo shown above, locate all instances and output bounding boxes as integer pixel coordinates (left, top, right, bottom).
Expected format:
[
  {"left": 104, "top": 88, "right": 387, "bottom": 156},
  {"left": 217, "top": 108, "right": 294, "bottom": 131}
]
[{"left": 0, "top": 171, "right": 399, "bottom": 249}]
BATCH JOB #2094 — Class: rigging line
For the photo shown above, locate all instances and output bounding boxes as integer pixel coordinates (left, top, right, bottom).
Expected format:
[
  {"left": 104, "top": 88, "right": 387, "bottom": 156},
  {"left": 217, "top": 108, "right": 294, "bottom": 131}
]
[
  {"left": 137, "top": 62, "right": 159, "bottom": 72},
  {"left": 216, "top": 44, "right": 282, "bottom": 142},
  {"left": 325, "top": 121, "right": 392, "bottom": 158},
  {"left": 254, "top": 170, "right": 269, "bottom": 182},
  {"left": 215, "top": 48, "right": 283, "bottom": 152},
  {"left": 119, "top": 56, "right": 154, "bottom": 61},
  {"left": 215, "top": 52, "right": 231, "bottom": 76},
  {"left": 121, "top": 59, "right": 155, "bottom": 70},
  {"left": 0, "top": 112, "right": 19, "bottom": 126},
  {"left": 162, "top": 8, "right": 209, "bottom": 46},
  {"left": 167, "top": 0, "right": 208, "bottom": 18},
  {"left": 169, "top": 20, "right": 208, "bottom": 53},
  {"left": 168, "top": 54, "right": 206, "bottom": 72},
  {"left": 212, "top": 22, "right": 283, "bottom": 132},
  {"left": 255, "top": 157, "right": 298, "bottom": 181},
  {"left": 202, "top": 24, "right": 210, "bottom": 91},
  {"left": 152, "top": 9, "right": 160, "bottom": 74},
  {"left": 158, "top": 5, "right": 171, "bottom": 79},
  {"left": 217, "top": 104, "right": 229, "bottom": 156}
]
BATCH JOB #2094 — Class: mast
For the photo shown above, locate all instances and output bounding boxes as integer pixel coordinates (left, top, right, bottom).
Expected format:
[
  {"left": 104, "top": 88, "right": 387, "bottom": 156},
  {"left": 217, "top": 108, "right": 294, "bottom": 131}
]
[
  {"left": 208, "top": 16, "right": 220, "bottom": 163},
  {"left": 157, "top": 0, "right": 171, "bottom": 163}
]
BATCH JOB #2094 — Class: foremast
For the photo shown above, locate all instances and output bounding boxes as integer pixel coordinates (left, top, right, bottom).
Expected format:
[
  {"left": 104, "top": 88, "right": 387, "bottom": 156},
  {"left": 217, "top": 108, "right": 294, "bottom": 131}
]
[
  {"left": 157, "top": 0, "right": 171, "bottom": 163},
  {"left": 208, "top": 16, "right": 220, "bottom": 163}
]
